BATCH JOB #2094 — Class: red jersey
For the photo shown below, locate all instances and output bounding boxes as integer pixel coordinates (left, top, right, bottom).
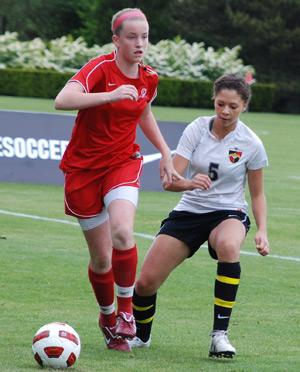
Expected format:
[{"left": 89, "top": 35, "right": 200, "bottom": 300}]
[{"left": 60, "top": 51, "right": 158, "bottom": 172}]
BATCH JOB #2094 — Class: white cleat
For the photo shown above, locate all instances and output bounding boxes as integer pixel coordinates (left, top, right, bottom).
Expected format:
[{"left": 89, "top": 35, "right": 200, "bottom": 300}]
[
  {"left": 209, "top": 330, "right": 236, "bottom": 358},
  {"left": 128, "top": 336, "right": 151, "bottom": 349}
]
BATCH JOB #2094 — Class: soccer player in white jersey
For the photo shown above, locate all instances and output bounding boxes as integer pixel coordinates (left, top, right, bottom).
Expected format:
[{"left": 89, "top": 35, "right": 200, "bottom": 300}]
[{"left": 130, "top": 74, "right": 270, "bottom": 358}]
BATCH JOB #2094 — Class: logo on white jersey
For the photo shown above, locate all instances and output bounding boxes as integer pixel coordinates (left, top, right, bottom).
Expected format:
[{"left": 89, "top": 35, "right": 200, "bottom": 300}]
[{"left": 229, "top": 149, "right": 242, "bottom": 163}]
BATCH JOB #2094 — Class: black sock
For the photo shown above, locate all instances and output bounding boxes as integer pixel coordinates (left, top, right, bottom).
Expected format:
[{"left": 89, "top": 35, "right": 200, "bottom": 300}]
[
  {"left": 132, "top": 289, "right": 157, "bottom": 342},
  {"left": 213, "top": 262, "right": 241, "bottom": 331}
]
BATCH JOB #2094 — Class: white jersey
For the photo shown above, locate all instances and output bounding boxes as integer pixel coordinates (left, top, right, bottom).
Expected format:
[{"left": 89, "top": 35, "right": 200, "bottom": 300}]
[{"left": 174, "top": 116, "right": 268, "bottom": 214}]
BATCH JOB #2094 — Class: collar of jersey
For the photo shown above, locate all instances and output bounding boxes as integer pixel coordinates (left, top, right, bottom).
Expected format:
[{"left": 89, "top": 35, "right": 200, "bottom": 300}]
[{"left": 207, "top": 117, "right": 241, "bottom": 143}]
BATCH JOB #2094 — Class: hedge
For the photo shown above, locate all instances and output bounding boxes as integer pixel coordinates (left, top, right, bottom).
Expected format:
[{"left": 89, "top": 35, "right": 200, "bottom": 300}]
[
  {"left": 0, "top": 68, "right": 71, "bottom": 99},
  {"left": 0, "top": 68, "right": 289, "bottom": 113},
  {"left": 155, "top": 77, "right": 277, "bottom": 113},
  {"left": 273, "top": 81, "right": 300, "bottom": 114}
]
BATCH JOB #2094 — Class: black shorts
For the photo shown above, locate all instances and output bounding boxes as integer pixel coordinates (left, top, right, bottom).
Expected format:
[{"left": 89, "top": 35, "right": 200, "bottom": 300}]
[{"left": 157, "top": 210, "right": 251, "bottom": 260}]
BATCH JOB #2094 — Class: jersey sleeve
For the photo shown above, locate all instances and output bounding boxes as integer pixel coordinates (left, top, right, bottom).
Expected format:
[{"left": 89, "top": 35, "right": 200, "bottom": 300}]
[
  {"left": 149, "top": 75, "right": 158, "bottom": 103},
  {"left": 247, "top": 140, "right": 269, "bottom": 170},
  {"left": 149, "top": 85, "right": 158, "bottom": 103},
  {"left": 176, "top": 119, "right": 202, "bottom": 160},
  {"left": 144, "top": 66, "right": 159, "bottom": 103},
  {"left": 68, "top": 58, "right": 104, "bottom": 93}
]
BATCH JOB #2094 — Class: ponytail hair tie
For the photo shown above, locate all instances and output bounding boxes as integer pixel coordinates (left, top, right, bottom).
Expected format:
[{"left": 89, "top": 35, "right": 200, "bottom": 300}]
[{"left": 245, "top": 71, "right": 256, "bottom": 85}]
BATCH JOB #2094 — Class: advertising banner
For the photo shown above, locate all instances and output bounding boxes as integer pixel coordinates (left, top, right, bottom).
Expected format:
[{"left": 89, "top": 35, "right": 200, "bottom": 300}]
[{"left": 0, "top": 110, "right": 187, "bottom": 191}]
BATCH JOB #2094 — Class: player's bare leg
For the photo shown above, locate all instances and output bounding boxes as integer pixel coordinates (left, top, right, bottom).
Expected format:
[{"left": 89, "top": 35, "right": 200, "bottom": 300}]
[
  {"left": 84, "top": 220, "right": 112, "bottom": 273},
  {"left": 130, "top": 235, "right": 190, "bottom": 347},
  {"left": 209, "top": 219, "right": 245, "bottom": 263},
  {"left": 136, "top": 235, "right": 190, "bottom": 295}
]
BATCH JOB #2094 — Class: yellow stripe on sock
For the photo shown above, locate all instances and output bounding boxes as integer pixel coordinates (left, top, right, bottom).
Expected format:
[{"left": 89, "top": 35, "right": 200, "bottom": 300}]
[
  {"left": 215, "top": 297, "right": 235, "bottom": 308},
  {"left": 133, "top": 304, "right": 154, "bottom": 311},
  {"left": 217, "top": 275, "right": 240, "bottom": 285},
  {"left": 136, "top": 316, "right": 154, "bottom": 324}
]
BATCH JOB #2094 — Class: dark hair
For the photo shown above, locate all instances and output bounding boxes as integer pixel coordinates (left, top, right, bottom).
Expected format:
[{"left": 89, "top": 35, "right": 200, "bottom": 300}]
[{"left": 213, "top": 74, "right": 251, "bottom": 103}]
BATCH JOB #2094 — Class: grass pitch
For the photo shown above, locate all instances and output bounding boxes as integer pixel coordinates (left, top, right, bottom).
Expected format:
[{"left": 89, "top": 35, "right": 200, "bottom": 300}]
[{"left": 0, "top": 96, "right": 300, "bottom": 371}]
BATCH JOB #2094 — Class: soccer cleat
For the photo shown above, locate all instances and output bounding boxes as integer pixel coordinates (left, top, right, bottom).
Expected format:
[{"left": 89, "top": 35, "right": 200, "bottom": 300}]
[
  {"left": 128, "top": 336, "right": 151, "bottom": 349},
  {"left": 115, "top": 312, "right": 136, "bottom": 338},
  {"left": 100, "top": 325, "right": 131, "bottom": 352},
  {"left": 209, "top": 330, "right": 236, "bottom": 358}
]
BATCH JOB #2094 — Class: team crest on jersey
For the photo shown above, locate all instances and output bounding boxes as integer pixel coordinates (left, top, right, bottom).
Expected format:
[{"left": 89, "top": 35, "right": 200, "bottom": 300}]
[
  {"left": 229, "top": 149, "right": 242, "bottom": 163},
  {"left": 139, "top": 88, "right": 147, "bottom": 100}
]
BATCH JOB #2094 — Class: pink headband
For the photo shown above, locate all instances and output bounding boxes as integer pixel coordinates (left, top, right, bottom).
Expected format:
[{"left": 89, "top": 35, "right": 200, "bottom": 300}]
[{"left": 112, "top": 10, "right": 147, "bottom": 33}]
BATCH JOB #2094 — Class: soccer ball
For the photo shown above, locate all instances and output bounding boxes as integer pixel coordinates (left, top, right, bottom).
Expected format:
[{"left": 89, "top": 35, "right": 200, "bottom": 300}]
[{"left": 32, "top": 322, "right": 81, "bottom": 369}]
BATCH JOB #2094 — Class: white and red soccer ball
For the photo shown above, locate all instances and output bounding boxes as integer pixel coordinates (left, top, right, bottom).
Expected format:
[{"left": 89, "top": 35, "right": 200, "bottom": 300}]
[{"left": 32, "top": 322, "right": 81, "bottom": 369}]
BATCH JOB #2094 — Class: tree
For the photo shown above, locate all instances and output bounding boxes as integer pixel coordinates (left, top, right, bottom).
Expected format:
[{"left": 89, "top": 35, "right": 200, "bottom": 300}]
[
  {"left": 225, "top": 0, "right": 300, "bottom": 82},
  {"left": 1, "top": 0, "right": 298, "bottom": 83},
  {"left": 169, "top": 0, "right": 234, "bottom": 48},
  {"left": 0, "top": 0, "right": 30, "bottom": 37},
  {"left": 0, "top": 0, "right": 82, "bottom": 40},
  {"left": 77, "top": 0, "right": 175, "bottom": 45},
  {"left": 169, "top": 0, "right": 300, "bottom": 82}
]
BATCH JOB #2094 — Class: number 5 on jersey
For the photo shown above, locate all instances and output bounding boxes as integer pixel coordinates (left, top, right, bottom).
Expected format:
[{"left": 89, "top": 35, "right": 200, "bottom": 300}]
[{"left": 209, "top": 162, "right": 219, "bottom": 181}]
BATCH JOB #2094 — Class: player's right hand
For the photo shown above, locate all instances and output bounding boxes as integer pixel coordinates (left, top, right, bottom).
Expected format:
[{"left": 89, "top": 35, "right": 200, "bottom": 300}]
[
  {"left": 109, "top": 85, "right": 138, "bottom": 102},
  {"left": 255, "top": 231, "right": 270, "bottom": 256},
  {"left": 190, "top": 173, "right": 212, "bottom": 190}
]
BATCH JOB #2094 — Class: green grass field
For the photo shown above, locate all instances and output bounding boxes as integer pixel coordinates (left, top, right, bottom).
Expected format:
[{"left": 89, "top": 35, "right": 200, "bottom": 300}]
[{"left": 0, "top": 96, "right": 300, "bottom": 371}]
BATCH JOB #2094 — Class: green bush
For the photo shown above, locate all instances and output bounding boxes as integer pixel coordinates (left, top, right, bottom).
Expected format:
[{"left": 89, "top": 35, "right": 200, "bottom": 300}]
[
  {"left": 157, "top": 77, "right": 278, "bottom": 112},
  {"left": 156, "top": 78, "right": 213, "bottom": 108},
  {"left": 0, "top": 68, "right": 72, "bottom": 99},
  {"left": 273, "top": 82, "right": 300, "bottom": 114},
  {"left": 0, "top": 68, "right": 283, "bottom": 113},
  {"left": 250, "top": 83, "right": 276, "bottom": 112}
]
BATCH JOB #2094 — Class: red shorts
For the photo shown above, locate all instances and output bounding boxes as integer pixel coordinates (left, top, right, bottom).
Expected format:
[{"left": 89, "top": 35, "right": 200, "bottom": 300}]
[{"left": 64, "top": 157, "right": 143, "bottom": 218}]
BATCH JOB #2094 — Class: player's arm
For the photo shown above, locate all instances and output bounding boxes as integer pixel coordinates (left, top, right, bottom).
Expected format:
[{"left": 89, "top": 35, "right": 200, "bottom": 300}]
[
  {"left": 248, "top": 168, "right": 270, "bottom": 256},
  {"left": 162, "top": 154, "right": 211, "bottom": 192},
  {"left": 55, "top": 82, "right": 138, "bottom": 110},
  {"left": 139, "top": 104, "right": 182, "bottom": 182}
]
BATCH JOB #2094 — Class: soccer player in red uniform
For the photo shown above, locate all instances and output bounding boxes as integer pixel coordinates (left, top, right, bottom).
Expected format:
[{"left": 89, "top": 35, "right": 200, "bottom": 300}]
[{"left": 55, "top": 8, "right": 179, "bottom": 352}]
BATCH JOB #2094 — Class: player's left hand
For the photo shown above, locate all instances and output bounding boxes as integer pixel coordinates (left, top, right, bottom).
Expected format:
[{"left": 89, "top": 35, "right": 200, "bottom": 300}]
[
  {"left": 255, "top": 231, "right": 270, "bottom": 256},
  {"left": 159, "top": 155, "right": 183, "bottom": 183}
]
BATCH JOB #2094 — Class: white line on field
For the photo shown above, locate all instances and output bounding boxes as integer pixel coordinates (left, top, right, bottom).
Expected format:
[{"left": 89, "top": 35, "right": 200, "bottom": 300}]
[
  {"left": 0, "top": 209, "right": 78, "bottom": 225},
  {"left": 270, "top": 207, "right": 300, "bottom": 215},
  {"left": 0, "top": 109, "right": 75, "bottom": 117},
  {"left": 1, "top": 209, "right": 300, "bottom": 263},
  {"left": 255, "top": 130, "right": 269, "bottom": 136},
  {"left": 288, "top": 175, "right": 300, "bottom": 181}
]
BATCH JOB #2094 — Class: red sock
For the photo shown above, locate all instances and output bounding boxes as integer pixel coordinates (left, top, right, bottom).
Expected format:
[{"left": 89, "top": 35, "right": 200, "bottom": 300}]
[
  {"left": 88, "top": 266, "right": 115, "bottom": 328},
  {"left": 112, "top": 246, "right": 138, "bottom": 314}
]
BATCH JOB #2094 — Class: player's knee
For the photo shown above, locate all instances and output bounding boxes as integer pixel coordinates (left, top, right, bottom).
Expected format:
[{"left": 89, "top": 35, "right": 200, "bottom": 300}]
[
  {"left": 135, "top": 274, "right": 159, "bottom": 296},
  {"left": 111, "top": 225, "right": 134, "bottom": 248},
  {"left": 217, "top": 239, "right": 240, "bottom": 261},
  {"left": 90, "top": 255, "right": 111, "bottom": 273}
]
